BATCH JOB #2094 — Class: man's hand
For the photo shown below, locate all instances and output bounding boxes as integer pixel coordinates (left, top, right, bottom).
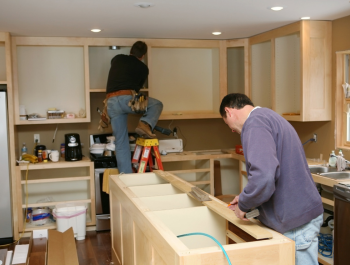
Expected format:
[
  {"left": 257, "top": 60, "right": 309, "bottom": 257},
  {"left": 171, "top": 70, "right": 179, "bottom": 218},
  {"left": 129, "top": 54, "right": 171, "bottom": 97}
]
[{"left": 227, "top": 195, "right": 248, "bottom": 221}]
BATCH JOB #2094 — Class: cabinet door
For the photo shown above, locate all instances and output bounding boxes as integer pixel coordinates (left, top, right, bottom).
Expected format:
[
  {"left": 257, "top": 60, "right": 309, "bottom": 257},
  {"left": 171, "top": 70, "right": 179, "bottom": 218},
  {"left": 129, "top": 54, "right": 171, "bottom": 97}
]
[
  {"left": 250, "top": 41, "right": 272, "bottom": 109},
  {"left": 149, "top": 47, "right": 220, "bottom": 119},
  {"left": 0, "top": 43, "right": 6, "bottom": 81}
]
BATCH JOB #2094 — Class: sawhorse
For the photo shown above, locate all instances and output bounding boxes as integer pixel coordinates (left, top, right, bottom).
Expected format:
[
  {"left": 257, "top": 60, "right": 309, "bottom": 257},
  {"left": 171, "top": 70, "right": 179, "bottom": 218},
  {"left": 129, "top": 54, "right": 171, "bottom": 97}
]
[{"left": 131, "top": 138, "right": 164, "bottom": 173}]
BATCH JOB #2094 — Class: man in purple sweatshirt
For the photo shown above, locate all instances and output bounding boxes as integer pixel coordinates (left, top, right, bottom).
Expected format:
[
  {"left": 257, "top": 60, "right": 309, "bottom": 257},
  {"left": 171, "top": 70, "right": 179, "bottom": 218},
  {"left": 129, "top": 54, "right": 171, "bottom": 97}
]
[{"left": 220, "top": 93, "right": 323, "bottom": 265}]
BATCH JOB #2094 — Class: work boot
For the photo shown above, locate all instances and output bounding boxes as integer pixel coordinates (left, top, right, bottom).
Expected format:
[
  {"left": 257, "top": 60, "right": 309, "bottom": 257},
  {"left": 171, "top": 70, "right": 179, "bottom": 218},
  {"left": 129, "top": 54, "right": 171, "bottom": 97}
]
[{"left": 135, "top": 121, "right": 156, "bottom": 139}]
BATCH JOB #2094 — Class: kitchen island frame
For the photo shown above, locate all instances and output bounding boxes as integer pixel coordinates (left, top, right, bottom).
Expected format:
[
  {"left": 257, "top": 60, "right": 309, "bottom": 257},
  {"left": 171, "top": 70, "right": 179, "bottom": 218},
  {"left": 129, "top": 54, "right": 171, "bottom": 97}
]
[{"left": 109, "top": 170, "right": 295, "bottom": 265}]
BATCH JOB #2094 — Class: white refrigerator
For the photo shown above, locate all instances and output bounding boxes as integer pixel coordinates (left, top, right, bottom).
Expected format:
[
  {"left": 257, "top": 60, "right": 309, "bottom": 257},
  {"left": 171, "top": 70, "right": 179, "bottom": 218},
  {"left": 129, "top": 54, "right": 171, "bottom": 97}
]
[{"left": 0, "top": 89, "right": 13, "bottom": 244}]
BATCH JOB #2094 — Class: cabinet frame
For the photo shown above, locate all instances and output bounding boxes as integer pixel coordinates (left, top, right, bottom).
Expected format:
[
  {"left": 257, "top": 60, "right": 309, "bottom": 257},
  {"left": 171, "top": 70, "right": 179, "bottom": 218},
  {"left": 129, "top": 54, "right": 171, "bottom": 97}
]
[
  {"left": 335, "top": 50, "right": 350, "bottom": 150},
  {"left": 11, "top": 37, "right": 92, "bottom": 125},
  {"left": 15, "top": 159, "right": 95, "bottom": 237},
  {"left": 248, "top": 21, "right": 331, "bottom": 122}
]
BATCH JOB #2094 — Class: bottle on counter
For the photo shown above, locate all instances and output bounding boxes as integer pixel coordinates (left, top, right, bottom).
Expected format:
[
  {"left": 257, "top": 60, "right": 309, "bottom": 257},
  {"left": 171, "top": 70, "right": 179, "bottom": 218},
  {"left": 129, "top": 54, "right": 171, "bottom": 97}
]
[
  {"left": 60, "top": 143, "right": 65, "bottom": 158},
  {"left": 338, "top": 149, "right": 344, "bottom": 157},
  {"left": 21, "top": 142, "right": 27, "bottom": 155},
  {"left": 38, "top": 150, "right": 43, "bottom": 162},
  {"left": 329, "top": 150, "right": 337, "bottom": 167}
]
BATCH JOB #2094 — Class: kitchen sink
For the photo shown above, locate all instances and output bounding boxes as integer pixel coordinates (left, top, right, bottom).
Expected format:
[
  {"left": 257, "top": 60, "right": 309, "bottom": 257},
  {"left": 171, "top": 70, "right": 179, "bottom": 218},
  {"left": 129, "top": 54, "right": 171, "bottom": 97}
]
[
  {"left": 309, "top": 165, "right": 337, "bottom": 174},
  {"left": 320, "top": 172, "right": 350, "bottom": 180}
]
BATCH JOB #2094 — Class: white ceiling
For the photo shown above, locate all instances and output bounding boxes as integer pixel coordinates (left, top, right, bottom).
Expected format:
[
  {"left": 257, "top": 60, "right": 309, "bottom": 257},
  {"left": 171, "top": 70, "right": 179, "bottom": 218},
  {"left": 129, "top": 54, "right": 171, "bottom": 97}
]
[{"left": 1, "top": 0, "right": 350, "bottom": 40}]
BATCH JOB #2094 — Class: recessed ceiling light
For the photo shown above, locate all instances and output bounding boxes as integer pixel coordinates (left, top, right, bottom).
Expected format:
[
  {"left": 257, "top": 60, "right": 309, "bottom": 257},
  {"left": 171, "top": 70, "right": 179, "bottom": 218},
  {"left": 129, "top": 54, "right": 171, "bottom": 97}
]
[
  {"left": 212, "top": 32, "right": 222, "bottom": 36},
  {"left": 134, "top": 2, "right": 155, "bottom": 8},
  {"left": 301, "top": 17, "right": 311, "bottom": 20},
  {"left": 91, "top": 29, "right": 101, "bottom": 33},
  {"left": 270, "top": 6, "right": 284, "bottom": 11}
]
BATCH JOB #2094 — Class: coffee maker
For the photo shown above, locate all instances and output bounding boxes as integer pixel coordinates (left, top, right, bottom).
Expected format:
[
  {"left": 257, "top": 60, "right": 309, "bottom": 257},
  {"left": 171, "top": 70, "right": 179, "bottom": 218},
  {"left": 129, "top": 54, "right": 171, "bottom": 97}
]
[{"left": 65, "top": 133, "right": 82, "bottom": 161}]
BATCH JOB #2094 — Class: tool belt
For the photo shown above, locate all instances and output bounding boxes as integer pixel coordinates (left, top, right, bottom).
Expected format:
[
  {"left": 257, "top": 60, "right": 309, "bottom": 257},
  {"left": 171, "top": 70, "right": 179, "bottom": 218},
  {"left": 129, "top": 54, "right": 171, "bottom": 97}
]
[
  {"left": 106, "top": 89, "right": 133, "bottom": 99},
  {"left": 128, "top": 91, "right": 148, "bottom": 114},
  {"left": 98, "top": 90, "right": 148, "bottom": 131},
  {"left": 98, "top": 97, "right": 110, "bottom": 131}
]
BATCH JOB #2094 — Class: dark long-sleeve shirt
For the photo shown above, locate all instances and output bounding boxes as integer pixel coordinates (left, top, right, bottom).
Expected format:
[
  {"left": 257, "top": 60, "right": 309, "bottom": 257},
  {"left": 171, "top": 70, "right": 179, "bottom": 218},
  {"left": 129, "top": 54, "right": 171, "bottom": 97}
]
[
  {"left": 106, "top": 54, "right": 148, "bottom": 94},
  {"left": 239, "top": 107, "right": 323, "bottom": 234}
]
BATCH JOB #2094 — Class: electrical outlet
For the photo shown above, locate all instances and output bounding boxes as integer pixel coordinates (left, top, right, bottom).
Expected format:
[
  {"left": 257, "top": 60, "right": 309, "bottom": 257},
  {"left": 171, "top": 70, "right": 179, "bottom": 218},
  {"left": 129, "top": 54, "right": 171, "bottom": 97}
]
[
  {"left": 313, "top": 133, "right": 317, "bottom": 142},
  {"left": 173, "top": 127, "right": 178, "bottom": 137},
  {"left": 34, "top": 134, "right": 40, "bottom": 143}
]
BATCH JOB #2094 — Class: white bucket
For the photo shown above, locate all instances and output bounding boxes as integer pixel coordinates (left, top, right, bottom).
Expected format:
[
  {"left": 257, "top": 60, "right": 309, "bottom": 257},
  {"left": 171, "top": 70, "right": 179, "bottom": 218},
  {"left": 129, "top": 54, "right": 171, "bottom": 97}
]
[{"left": 53, "top": 203, "right": 87, "bottom": 240}]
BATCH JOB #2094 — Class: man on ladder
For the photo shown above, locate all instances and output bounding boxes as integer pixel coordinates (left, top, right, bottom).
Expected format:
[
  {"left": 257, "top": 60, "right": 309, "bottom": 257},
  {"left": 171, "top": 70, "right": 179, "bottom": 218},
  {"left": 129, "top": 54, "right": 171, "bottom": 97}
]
[{"left": 105, "top": 41, "right": 163, "bottom": 174}]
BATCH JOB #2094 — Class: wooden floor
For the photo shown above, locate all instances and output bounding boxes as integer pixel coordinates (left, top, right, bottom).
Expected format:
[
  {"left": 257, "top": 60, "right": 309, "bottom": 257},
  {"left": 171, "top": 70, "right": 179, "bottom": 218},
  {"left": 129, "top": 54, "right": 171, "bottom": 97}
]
[
  {"left": 1, "top": 230, "right": 112, "bottom": 265},
  {"left": 76, "top": 231, "right": 112, "bottom": 265}
]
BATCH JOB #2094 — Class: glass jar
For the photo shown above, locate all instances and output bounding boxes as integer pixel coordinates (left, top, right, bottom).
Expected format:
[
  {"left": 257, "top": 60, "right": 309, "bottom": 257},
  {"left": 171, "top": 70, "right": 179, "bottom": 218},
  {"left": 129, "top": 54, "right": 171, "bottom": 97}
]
[
  {"left": 38, "top": 150, "right": 43, "bottom": 162},
  {"left": 60, "top": 143, "right": 65, "bottom": 158}
]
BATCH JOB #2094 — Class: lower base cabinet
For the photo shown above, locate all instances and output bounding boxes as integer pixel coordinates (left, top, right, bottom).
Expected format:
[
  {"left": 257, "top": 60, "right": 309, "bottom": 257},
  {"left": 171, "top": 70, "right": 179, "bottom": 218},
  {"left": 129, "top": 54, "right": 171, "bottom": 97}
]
[{"left": 109, "top": 170, "right": 295, "bottom": 265}]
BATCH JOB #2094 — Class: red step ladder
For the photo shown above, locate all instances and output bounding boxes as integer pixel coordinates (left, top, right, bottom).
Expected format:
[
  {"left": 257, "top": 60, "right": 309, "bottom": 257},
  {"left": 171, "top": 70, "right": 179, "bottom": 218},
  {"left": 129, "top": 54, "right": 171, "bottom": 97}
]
[{"left": 131, "top": 138, "right": 164, "bottom": 173}]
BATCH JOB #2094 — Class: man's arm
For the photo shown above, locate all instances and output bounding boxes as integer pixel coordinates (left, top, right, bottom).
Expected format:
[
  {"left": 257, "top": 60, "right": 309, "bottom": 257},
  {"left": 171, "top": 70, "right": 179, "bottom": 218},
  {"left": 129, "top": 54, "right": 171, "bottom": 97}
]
[{"left": 238, "top": 121, "right": 279, "bottom": 212}]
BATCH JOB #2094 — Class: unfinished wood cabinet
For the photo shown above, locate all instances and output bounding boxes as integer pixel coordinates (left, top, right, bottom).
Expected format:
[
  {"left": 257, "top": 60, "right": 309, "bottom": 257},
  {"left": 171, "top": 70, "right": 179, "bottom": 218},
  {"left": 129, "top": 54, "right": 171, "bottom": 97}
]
[
  {"left": 109, "top": 170, "right": 295, "bottom": 265},
  {"left": 11, "top": 37, "right": 91, "bottom": 125},
  {"left": 14, "top": 158, "right": 95, "bottom": 238},
  {"left": 160, "top": 150, "right": 237, "bottom": 196},
  {"left": 226, "top": 39, "right": 249, "bottom": 96},
  {"left": 249, "top": 21, "right": 331, "bottom": 121}
]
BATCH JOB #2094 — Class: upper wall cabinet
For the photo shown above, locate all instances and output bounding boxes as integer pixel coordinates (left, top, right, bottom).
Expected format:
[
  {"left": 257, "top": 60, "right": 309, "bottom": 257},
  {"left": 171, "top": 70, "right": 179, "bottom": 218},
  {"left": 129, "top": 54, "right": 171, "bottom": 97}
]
[
  {"left": 249, "top": 21, "right": 331, "bottom": 122},
  {"left": 12, "top": 38, "right": 91, "bottom": 125},
  {"left": 89, "top": 46, "right": 131, "bottom": 92},
  {"left": 149, "top": 47, "right": 220, "bottom": 119},
  {"left": 147, "top": 39, "right": 226, "bottom": 120}
]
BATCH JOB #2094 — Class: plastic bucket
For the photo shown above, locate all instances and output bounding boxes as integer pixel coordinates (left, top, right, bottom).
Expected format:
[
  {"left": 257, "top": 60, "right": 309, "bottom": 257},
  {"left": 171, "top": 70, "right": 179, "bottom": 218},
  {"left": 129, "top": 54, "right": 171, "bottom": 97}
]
[{"left": 53, "top": 203, "right": 87, "bottom": 240}]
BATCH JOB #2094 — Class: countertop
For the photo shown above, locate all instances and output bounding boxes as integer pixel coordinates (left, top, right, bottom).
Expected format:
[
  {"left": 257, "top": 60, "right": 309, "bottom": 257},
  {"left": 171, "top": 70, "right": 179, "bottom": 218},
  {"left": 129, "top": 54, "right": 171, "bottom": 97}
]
[{"left": 307, "top": 158, "right": 350, "bottom": 187}]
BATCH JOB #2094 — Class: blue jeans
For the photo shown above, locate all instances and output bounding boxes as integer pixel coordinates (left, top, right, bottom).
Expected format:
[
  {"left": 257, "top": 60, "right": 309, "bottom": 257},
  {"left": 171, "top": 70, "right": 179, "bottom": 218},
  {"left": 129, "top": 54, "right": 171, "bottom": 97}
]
[
  {"left": 107, "top": 95, "right": 163, "bottom": 174},
  {"left": 283, "top": 214, "right": 323, "bottom": 265}
]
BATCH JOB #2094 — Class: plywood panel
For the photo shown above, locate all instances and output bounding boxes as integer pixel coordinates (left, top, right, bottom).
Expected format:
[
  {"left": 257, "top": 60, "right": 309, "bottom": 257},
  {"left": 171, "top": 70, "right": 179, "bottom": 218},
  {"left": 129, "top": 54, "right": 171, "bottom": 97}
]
[
  {"left": 121, "top": 205, "right": 134, "bottom": 265},
  {"left": 119, "top": 173, "right": 167, "bottom": 187},
  {"left": 110, "top": 191, "right": 122, "bottom": 265},
  {"left": 16, "top": 46, "right": 85, "bottom": 115},
  {"left": 139, "top": 193, "right": 202, "bottom": 211},
  {"left": 153, "top": 248, "right": 167, "bottom": 265},
  {"left": 134, "top": 223, "right": 152, "bottom": 265},
  {"left": 251, "top": 41, "right": 272, "bottom": 108},
  {"left": 275, "top": 33, "right": 301, "bottom": 115},
  {"left": 129, "top": 183, "right": 183, "bottom": 197},
  {"left": 150, "top": 48, "right": 220, "bottom": 112},
  {"left": 309, "top": 38, "right": 326, "bottom": 110},
  {"left": 227, "top": 47, "right": 245, "bottom": 95},
  {"left": 22, "top": 180, "right": 89, "bottom": 204},
  {"left": 0, "top": 44, "right": 6, "bottom": 80},
  {"left": 152, "top": 206, "right": 227, "bottom": 249}
]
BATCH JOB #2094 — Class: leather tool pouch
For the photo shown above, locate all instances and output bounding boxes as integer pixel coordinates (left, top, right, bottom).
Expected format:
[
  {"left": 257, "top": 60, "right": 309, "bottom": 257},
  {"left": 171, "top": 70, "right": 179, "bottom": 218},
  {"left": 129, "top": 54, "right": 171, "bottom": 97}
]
[
  {"left": 98, "top": 98, "right": 110, "bottom": 131},
  {"left": 128, "top": 91, "right": 148, "bottom": 114}
]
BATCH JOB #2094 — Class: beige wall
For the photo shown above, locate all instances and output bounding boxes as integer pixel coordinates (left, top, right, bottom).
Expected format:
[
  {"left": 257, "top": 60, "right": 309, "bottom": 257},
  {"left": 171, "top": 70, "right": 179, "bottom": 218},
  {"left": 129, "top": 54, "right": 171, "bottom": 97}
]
[{"left": 291, "top": 15, "right": 350, "bottom": 162}]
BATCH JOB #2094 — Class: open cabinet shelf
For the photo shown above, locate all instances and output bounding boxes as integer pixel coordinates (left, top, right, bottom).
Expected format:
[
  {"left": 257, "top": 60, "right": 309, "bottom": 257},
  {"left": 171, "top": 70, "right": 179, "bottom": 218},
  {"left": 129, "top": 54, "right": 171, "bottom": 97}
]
[{"left": 16, "top": 158, "right": 95, "bottom": 234}]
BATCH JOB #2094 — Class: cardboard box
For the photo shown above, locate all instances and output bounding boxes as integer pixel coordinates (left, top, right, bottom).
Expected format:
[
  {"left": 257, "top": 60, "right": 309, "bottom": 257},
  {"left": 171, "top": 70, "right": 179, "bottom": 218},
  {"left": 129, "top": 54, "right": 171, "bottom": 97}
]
[
  {"left": 11, "top": 232, "right": 32, "bottom": 265},
  {"left": 47, "top": 228, "right": 79, "bottom": 265}
]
